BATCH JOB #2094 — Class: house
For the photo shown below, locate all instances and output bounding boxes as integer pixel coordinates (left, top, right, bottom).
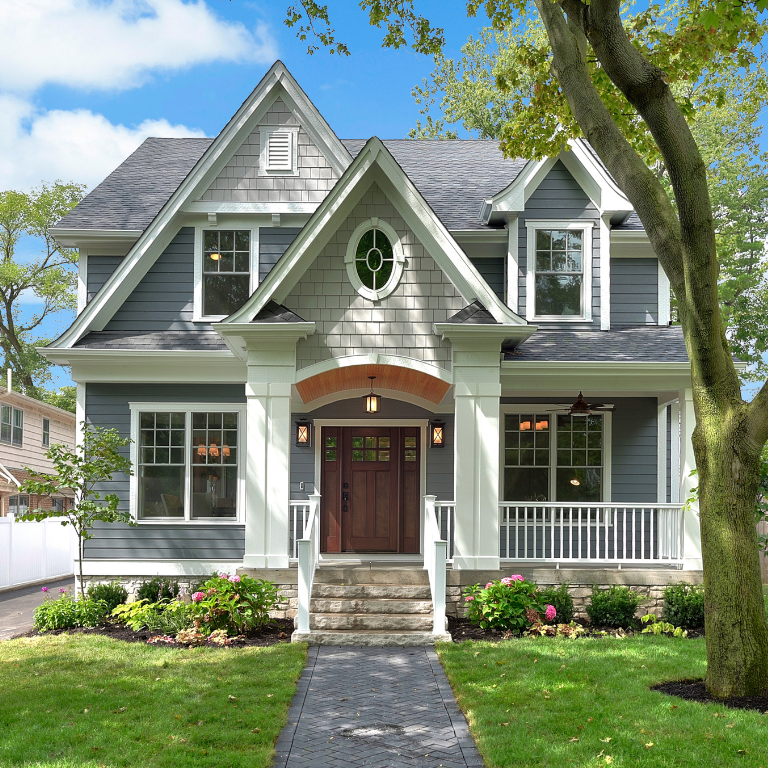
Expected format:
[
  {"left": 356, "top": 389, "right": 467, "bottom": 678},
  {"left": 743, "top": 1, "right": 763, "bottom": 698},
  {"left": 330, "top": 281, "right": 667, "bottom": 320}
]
[
  {"left": 0, "top": 377, "right": 76, "bottom": 516},
  {"left": 44, "top": 61, "right": 705, "bottom": 643}
]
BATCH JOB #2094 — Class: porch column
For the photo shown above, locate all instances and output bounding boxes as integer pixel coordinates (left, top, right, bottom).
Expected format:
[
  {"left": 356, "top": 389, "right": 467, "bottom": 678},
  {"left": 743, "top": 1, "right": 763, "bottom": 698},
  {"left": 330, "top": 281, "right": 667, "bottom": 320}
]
[
  {"left": 679, "top": 388, "right": 703, "bottom": 570},
  {"left": 437, "top": 327, "right": 513, "bottom": 571}
]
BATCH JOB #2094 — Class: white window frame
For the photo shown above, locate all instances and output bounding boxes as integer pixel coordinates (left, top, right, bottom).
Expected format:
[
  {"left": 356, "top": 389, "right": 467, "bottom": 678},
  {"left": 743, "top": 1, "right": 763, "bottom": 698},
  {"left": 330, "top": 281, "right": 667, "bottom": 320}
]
[
  {"left": 525, "top": 220, "right": 594, "bottom": 322},
  {"left": 129, "top": 402, "right": 246, "bottom": 524},
  {"left": 259, "top": 125, "right": 299, "bottom": 176},
  {"left": 499, "top": 404, "right": 612, "bottom": 502},
  {"left": 193, "top": 223, "right": 259, "bottom": 322},
  {"left": 42, "top": 417, "right": 50, "bottom": 447},
  {"left": 345, "top": 218, "right": 406, "bottom": 301},
  {"left": 1, "top": 405, "right": 23, "bottom": 446}
]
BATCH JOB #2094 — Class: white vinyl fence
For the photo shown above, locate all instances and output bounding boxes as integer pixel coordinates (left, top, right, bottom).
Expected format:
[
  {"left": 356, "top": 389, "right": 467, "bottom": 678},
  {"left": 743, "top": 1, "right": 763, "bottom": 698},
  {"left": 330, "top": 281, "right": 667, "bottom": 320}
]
[{"left": 0, "top": 516, "right": 75, "bottom": 591}]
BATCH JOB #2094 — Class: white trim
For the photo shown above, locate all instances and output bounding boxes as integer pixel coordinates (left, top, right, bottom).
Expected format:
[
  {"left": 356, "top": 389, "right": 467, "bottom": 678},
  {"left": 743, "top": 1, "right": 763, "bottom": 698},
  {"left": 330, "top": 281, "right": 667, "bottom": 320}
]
[
  {"left": 499, "top": 404, "right": 613, "bottom": 502},
  {"left": 312, "top": 419, "right": 429, "bottom": 555},
  {"left": 184, "top": 202, "right": 318, "bottom": 214},
  {"left": 670, "top": 399, "right": 680, "bottom": 503},
  {"left": 128, "top": 402, "right": 246, "bottom": 524},
  {"left": 259, "top": 125, "right": 299, "bottom": 175},
  {"left": 50, "top": 229, "right": 142, "bottom": 249},
  {"left": 77, "top": 560, "right": 242, "bottom": 576},
  {"left": 600, "top": 214, "right": 611, "bottom": 330},
  {"left": 506, "top": 217, "right": 518, "bottom": 312},
  {"left": 524, "top": 220, "right": 594, "bottom": 323},
  {"left": 299, "top": 387, "right": 454, "bottom": 413},
  {"left": 657, "top": 402, "right": 668, "bottom": 503},
  {"left": 294, "top": 353, "right": 453, "bottom": 385},
  {"left": 344, "top": 217, "right": 405, "bottom": 301},
  {"left": 77, "top": 249, "right": 87, "bottom": 315},
  {"left": 658, "top": 260, "right": 671, "bottom": 325}
]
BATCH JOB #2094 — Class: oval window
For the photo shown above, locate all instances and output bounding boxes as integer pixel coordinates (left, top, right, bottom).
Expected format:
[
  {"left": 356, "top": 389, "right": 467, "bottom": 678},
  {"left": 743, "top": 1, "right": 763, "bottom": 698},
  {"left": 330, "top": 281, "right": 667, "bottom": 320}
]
[{"left": 355, "top": 228, "right": 394, "bottom": 292}]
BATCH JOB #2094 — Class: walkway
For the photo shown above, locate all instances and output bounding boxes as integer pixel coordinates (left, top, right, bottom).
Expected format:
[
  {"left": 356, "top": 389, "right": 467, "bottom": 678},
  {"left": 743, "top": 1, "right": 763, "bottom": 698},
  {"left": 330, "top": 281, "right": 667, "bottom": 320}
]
[
  {"left": 0, "top": 578, "right": 74, "bottom": 641},
  {"left": 272, "top": 646, "right": 484, "bottom": 768}
]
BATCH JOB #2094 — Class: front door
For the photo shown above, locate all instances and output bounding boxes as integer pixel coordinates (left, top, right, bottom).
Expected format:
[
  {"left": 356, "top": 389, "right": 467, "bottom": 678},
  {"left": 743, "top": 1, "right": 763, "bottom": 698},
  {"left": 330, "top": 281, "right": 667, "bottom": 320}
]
[{"left": 320, "top": 426, "right": 420, "bottom": 553}]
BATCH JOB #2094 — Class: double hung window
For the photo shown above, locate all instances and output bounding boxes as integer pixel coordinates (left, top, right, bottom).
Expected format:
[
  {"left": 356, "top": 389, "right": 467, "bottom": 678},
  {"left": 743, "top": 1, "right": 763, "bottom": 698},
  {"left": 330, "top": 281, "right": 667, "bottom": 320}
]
[
  {"left": 1, "top": 405, "right": 23, "bottom": 446},
  {"left": 535, "top": 229, "right": 583, "bottom": 316},
  {"left": 42, "top": 418, "right": 50, "bottom": 447},
  {"left": 135, "top": 407, "right": 241, "bottom": 521},
  {"left": 503, "top": 412, "right": 606, "bottom": 502},
  {"left": 9, "top": 495, "right": 29, "bottom": 516},
  {"left": 202, "top": 230, "right": 251, "bottom": 317}
]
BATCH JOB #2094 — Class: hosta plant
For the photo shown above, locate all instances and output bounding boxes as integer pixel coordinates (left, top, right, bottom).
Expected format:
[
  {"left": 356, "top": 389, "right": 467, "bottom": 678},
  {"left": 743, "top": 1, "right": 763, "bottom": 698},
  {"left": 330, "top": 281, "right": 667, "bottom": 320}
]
[
  {"left": 111, "top": 598, "right": 193, "bottom": 634},
  {"left": 463, "top": 576, "right": 555, "bottom": 632},
  {"left": 190, "top": 574, "right": 279, "bottom": 635},
  {"left": 641, "top": 614, "right": 688, "bottom": 638}
]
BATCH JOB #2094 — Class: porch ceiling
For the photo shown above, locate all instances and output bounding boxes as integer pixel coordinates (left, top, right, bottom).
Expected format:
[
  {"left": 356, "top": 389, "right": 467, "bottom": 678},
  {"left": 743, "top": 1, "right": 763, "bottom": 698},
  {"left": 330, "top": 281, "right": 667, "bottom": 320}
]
[{"left": 295, "top": 364, "right": 451, "bottom": 405}]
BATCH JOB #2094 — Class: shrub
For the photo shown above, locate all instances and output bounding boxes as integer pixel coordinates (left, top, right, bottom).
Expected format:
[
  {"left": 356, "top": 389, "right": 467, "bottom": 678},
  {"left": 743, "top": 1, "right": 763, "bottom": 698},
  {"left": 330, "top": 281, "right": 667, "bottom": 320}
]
[
  {"left": 662, "top": 583, "right": 705, "bottom": 629},
  {"left": 191, "top": 574, "right": 279, "bottom": 635},
  {"left": 586, "top": 585, "right": 644, "bottom": 628},
  {"left": 34, "top": 589, "right": 108, "bottom": 632},
  {"left": 112, "top": 598, "right": 193, "bottom": 634},
  {"left": 87, "top": 581, "right": 128, "bottom": 613},
  {"left": 191, "top": 574, "right": 218, "bottom": 594},
  {"left": 136, "top": 577, "right": 182, "bottom": 603},
  {"left": 537, "top": 583, "right": 574, "bottom": 624},
  {"left": 462, "top": 576, "right": 551, "bottom": 632}
]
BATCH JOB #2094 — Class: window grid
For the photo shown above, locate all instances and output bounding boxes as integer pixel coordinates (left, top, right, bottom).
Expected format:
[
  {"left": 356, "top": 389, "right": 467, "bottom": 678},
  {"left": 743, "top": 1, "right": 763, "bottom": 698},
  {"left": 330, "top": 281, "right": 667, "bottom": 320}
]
[{"left": 202, "top": 230, "right": 251, "bottom": 317}]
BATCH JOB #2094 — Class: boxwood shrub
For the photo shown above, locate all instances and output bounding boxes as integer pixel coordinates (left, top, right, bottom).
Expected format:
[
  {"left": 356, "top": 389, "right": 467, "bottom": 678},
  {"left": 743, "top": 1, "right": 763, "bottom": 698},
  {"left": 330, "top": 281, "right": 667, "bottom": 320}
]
[
  {"left": 586, "top": 585, "right": 643, "bottom": 628},
  {"left": 662, "top": 583, "right": 705, "bottom": 629}
]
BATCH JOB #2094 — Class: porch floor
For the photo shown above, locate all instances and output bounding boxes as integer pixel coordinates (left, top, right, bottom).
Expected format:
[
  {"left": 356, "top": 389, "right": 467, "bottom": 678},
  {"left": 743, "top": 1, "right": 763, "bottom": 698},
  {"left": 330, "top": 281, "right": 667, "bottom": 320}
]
[{"left": 271, "top": 646, "right": 483, "bottom": 768}]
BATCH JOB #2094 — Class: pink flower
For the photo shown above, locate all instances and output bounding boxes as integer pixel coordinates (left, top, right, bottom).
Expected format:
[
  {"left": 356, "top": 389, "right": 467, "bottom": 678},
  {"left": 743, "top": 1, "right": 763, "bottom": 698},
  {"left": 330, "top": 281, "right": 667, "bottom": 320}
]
[
  {"left": 501, "top": 577, "right": 512, "bottom": 586},
  {"left": 485, "top": 582, "right": 493, "bottom": 589},
  {"left": 545, "top": 604, "right": 557, "bottom": 622},
  {"left": 59, "top": 588, "right": 67, "bottom": 593},
  {"left": 510, "top": 575, "right": 524, "bottom": 582},
  {"left": 41, "top": 586, "right": 49, "bottom": 592},
  {"left": 192, "top": 591, "right": 205, "bottom": 603},
  {"left": 229, "top": 575, "right": 241, "bottom": 583},
  {"left": 464, "top": 596, "right": 475, "bottom": 602}
]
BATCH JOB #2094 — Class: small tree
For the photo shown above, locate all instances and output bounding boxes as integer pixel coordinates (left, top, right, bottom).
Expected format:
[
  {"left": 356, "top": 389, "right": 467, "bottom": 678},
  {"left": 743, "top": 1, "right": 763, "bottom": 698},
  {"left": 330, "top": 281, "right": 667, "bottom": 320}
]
[{"left": 18, "top": 423, "right": 134, "bottom": 598}]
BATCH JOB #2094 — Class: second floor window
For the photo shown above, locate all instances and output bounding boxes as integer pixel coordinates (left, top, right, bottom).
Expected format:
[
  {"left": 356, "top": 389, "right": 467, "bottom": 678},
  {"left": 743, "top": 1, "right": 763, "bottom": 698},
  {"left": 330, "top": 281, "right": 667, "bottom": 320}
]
[
  {"left": 1, "top": 405, "right": 23, "bottom": 446},
  {"left": 42, "top": 418, "right": 50, "bottom": 447},
  {"left": 534, "top": 229, "right": 584, "bottom": 317},
  {"left": 203, "top": 230, "right": 251, "bottom": 317}
]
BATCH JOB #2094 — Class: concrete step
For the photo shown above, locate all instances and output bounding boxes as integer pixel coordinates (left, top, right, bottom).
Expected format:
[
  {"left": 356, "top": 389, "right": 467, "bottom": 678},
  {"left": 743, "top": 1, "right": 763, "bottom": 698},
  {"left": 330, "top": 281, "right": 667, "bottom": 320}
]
[
  {"left": 310, "top": 613, "right": 434, "bottom": 631},
  {"left": 310, "top": 598, "right": 433, "bottom": 615},
  {"left": 291, "top": 629, "right": 452, "bottom": 646},
  {"left": 313, "top": 568, "right": 430, "bottom": 586},
  {"left": 312, "top": 583, "right": 432, "bottom": 600}
]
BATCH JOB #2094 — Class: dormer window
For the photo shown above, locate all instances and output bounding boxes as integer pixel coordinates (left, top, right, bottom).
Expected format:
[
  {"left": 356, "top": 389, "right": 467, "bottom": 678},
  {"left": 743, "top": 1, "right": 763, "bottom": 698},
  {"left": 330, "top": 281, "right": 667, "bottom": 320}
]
[
  {"left": 259, "top": 125, "right": 299, "bottom": 176},
  {"left": 203, "top": 230, "right": 250, "bottom": 317}
]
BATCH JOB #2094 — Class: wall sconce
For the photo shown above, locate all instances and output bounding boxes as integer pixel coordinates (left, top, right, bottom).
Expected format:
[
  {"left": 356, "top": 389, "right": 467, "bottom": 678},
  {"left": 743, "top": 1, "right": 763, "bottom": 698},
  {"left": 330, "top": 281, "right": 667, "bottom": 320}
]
[
  {"left": 364, "top": 376, "right": 381, "bottom": 414},
  {"left": 295, "top": 419, "right": 312, "bottom": 447},
  {"left": 430, "top": 420, "right": 445, "bottom": 448}
]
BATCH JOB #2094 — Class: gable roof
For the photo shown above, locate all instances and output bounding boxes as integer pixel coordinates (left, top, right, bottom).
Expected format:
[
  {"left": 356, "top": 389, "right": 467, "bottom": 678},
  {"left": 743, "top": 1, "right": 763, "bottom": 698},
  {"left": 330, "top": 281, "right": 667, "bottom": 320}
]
[{"left": 222, "top": 137, "right": 529, "bottom": 329}]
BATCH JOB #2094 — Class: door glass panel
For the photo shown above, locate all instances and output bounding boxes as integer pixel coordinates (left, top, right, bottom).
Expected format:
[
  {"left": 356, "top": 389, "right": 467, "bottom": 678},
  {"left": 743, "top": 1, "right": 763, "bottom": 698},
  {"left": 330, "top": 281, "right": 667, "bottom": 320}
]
[
  {"left": 352, "top": 436, "right": 364, "bottom": 449},
  {"left": 404, "top": 450, "right": 417, "bottom": 462},
  {"left": 404, "top": 436, "right": 416, "bottom": 448},
  {"left": 365, "top": 450, "right": 376, "bottom": 461},
  {"left": 325, "top": 436, "right": 337, "bottom": 448},
  {"left": 378, "top": 451, "right": 390, "bottom": 461},
  {"left": 378, "top": 437, "right": 390, "bottom": 448},
  {"left": 365, "top": 437, "right": 376, "bottom": 448},
  {"left": 325, "top": 449, "right": 337, "bottom": 461},
  {"left": 352, "top": 450, "right": 364, "bottom": 461}
]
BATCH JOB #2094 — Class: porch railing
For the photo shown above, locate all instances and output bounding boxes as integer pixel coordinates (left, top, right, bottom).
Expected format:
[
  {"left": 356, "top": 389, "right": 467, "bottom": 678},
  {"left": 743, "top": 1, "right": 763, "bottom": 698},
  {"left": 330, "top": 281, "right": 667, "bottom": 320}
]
[
  {"left": 499, "top": 503, "right": 684, "bottom": 565},
  {"left": 289, "top": 501, "right": 311, "bottom": 560},
  {"left": 423, "top": 495, "right": 447, "bottom": 636},
  {"left": 296, "top": 493, "right": 321, "bottom": 633},
  {"left": 434, "top": 500, "right": 455, "bottom": 562}
]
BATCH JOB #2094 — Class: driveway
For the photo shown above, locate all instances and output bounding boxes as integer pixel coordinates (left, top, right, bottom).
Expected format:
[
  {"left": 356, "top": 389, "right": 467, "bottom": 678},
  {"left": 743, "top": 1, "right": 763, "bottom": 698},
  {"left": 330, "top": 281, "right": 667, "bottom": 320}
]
[{"left": 0, "top": 578, "right": 75, "bottom": 641}]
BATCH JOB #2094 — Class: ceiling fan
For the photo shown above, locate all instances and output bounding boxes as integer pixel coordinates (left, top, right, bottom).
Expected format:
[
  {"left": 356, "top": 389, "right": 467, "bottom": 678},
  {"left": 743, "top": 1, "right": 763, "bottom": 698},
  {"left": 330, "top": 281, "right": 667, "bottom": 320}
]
[{"left": 545, "top": 392, "right": 615, "bottom": 416}]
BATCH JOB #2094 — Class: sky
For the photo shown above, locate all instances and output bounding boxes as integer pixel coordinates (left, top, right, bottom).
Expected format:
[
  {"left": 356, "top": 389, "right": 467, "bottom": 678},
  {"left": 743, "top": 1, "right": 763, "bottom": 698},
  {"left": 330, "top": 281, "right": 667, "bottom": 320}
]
[{"left": 1, "top": 1, "right": 765, "bottom": 396}]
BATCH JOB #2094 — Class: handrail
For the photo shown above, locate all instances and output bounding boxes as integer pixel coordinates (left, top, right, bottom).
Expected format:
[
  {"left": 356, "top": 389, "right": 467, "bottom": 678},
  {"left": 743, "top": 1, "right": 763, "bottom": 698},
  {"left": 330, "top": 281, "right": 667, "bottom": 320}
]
[
  {"left": 423, "top": 495, "right": 447, "bottom": 636},
  {"left": 296, "top": 493, "right": 321, "bottom": 633}
]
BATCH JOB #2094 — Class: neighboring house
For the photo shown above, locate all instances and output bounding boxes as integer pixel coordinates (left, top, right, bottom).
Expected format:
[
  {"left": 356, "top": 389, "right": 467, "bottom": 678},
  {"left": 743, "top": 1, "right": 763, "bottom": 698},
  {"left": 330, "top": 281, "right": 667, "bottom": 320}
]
[
  {"left": 43, "top": 62, "right": 711, "bottom": 640},
  {"left": 0, "top": 383, "right": 76, "bottom": 516}
]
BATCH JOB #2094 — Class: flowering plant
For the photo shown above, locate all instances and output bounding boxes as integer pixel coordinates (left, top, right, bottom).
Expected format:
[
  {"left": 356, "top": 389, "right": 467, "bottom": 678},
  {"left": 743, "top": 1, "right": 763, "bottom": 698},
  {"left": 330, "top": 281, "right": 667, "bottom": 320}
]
[
  {"left": 462, "top": 576, "right": 550, "bottom": 632},
  {"left": 34, "top": 590, "right": 108, "bottom": 632},
  {"left": 190, "top": 574, "right": 278, "bottom": 635}
]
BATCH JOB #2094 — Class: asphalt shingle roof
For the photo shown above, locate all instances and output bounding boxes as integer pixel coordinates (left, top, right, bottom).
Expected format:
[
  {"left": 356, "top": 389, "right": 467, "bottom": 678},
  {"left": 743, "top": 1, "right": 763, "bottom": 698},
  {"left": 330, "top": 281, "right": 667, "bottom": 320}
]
[
  {"left": 505, "top": 326, "right": 689, "bottom": 363},
  {"left": 74, "top": 330, "right": 227, "bottom": 351},
  {"left": 445, "top": 301, "right": 499, "bottom": 324},
  {"left": 613, "top": 212, "right": 644, "bottom": 231}
]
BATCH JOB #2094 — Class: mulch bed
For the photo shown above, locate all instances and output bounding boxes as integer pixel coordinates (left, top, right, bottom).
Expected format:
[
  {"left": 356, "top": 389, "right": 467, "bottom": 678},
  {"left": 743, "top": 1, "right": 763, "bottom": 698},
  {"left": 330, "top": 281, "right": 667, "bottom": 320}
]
[
  {"left": 18, "top": 618, "right": 295, "bottom": 647},
  {"left": 447, "top": 616, "right": 704, "bottom": 641},
  {"left": 652, "top": 679, "right": 768, "bottom": 714}
]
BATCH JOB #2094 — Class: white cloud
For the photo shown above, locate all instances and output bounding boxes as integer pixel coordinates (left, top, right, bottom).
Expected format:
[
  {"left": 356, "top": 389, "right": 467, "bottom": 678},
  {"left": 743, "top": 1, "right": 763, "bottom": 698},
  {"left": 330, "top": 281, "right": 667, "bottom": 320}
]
[
  {"left": 0, "top": 95, "right": 207, "bottom": 190},
  {"left": 0, "top": 0, "right": 277, "bottom": 93}
]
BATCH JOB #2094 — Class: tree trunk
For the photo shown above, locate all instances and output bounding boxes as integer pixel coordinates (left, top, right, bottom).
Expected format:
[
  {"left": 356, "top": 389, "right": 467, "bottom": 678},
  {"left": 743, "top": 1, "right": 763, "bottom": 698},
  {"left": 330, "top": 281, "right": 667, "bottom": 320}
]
[{"left": 696, "top": 413, "right": 768, "bottom": 697}]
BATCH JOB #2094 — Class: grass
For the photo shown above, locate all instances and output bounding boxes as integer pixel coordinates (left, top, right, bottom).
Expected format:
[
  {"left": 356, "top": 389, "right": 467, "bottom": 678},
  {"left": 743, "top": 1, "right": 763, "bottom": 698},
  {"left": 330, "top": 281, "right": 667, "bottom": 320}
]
[
  {"left": 438, "top": 636, "right": 768, "bottom": 768},
  {"left": 0, "top": 634, "right": 306, "bottom": 768}
]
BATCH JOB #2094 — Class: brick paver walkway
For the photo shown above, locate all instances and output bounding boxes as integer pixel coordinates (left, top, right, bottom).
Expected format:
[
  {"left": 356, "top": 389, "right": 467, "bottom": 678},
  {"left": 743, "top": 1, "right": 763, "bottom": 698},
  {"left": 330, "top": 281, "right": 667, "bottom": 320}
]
[{"left": 272, "top": 646, "right": 484, "bottom": 768}]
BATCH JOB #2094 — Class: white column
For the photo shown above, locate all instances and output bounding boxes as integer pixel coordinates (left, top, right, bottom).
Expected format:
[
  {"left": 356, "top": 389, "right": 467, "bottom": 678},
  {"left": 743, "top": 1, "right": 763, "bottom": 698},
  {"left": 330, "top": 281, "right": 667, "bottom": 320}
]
[
  {"left": 679, "top": 388, "right": 702, "bottom": 570},
  {"left": 443, "top": 330, "right": 507, "bottom": 571}
]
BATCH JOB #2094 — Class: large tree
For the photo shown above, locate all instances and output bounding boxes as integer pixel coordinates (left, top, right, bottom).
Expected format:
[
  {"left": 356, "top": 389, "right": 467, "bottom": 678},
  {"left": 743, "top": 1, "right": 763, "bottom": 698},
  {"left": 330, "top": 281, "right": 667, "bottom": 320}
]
[
  {"left": 0, "top": 182, "right": 84, "bottom": 400},
  {"left": 284, "top": 0, "right": 768, "bottom": 697}
]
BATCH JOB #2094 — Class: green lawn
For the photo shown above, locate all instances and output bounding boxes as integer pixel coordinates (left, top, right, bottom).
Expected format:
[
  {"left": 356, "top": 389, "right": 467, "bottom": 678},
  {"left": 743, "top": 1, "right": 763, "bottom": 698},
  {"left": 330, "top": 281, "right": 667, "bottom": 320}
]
[
  {"left": 0, "top": 634, "right": 306, "bottom": 768},
  {"left": 438, "top": 636, "right": 768, "bottom": 768}
]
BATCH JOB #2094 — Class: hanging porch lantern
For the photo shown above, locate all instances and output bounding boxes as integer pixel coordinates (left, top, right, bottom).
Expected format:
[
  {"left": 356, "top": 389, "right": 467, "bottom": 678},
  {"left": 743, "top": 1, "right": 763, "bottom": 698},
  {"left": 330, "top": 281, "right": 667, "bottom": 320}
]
[
  {"left": 364, "top": 376, "right": 381, "bottom": 414},
  {"left": 430, "top": 419, "right": 445, "bottom": 448}
]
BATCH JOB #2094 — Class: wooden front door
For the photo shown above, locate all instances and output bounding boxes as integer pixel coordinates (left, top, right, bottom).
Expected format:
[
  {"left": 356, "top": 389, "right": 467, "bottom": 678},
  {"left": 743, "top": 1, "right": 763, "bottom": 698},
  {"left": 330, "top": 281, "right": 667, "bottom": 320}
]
[{"left": 320, "top": 426, "right": 420, "bottom": 553}]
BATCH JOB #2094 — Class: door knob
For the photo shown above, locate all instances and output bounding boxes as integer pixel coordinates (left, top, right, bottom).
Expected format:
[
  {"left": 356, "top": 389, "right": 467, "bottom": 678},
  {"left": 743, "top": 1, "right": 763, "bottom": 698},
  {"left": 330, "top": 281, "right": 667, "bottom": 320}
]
[{"left": 343, "top": 492, "right": 349, "bottom": 501}]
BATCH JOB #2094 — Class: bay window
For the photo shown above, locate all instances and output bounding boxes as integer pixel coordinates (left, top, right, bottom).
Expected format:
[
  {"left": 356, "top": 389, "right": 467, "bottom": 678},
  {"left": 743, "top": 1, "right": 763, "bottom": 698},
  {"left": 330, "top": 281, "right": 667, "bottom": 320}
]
[{"left": 133, "top": 406, "right": 242, "bottom": 522}]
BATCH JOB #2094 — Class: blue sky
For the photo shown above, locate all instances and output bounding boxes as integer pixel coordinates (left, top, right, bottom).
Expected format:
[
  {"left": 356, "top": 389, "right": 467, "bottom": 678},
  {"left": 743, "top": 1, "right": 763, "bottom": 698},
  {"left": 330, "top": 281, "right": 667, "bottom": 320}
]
[{"left": 1, "top": 1, "right": 765, "bottom": 396}]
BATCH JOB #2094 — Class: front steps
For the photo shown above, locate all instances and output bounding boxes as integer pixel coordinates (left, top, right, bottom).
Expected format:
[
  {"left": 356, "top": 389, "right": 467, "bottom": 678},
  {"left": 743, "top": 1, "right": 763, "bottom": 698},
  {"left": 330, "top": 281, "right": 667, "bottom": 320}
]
[{"left": 291, "top": 567, "right": 451, "bottom": 646}]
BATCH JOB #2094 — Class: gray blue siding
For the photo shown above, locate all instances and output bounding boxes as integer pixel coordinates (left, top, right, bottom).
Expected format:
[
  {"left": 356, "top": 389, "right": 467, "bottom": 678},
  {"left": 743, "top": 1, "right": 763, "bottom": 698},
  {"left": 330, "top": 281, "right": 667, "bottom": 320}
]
[
  {"left": 87, "top": 255, "right": 123, "bottom": 302},
  {"left": 469, "top": 258, "right": 505, "bottom": 302},
  {"left": 518, "top": 161, "right": 600, "bottom": 327},
  {"left": 85, "top": 383, "right": 246, "bottom": 560},
  {"left": 259, "top": 228, "right": 302, "bottom": 282},
  {"left": 104, "top": 228, "right": 197, "bottom": 332},
  {"left": 611, "top": 258, "right": 658, "bottom": 326}
]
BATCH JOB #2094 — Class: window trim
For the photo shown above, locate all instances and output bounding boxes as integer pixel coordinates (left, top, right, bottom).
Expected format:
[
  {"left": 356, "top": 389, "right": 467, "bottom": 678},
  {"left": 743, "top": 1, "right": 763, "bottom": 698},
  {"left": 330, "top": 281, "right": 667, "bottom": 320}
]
[
  {"left": 193, "top": 223, "right": 259, "bottom": 322},
  {"left": 129, "top": 402, "right": 246, "bottom": 524},
  {"left": 344, "top": 218, "right": 406, "bottom": 301},
  {"left": 2, "top": 405, "right": 23, "bottom": 446},
  {"left": 42, "top": 417, "right": 50, "bottom": 447},
  {"left": 525, "top": 220, "right": 594, "bottom": 322},
  {"left": 499, "top": 404, "right": 612, "bottom": 502},
  {"left": 8, "top": 495, "right": 29, "bottom": 516},
  {"left": 258, "top": 125, "right": 299, "bottom": 176}
]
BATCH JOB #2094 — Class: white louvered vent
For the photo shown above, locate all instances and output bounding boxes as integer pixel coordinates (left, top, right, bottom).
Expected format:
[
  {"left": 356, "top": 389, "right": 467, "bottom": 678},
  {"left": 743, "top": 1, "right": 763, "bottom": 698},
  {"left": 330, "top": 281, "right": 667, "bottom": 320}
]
[{"left": 266, "top": 130, "right": 293, "bottom": 171}]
